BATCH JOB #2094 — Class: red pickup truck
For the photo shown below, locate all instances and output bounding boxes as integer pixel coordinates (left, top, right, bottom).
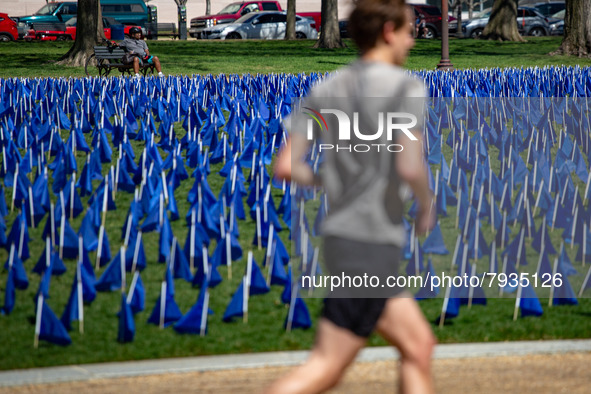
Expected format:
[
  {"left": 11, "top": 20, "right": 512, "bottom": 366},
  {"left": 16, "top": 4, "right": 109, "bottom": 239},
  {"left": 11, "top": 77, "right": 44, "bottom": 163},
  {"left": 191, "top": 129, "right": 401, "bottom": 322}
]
[{"left": 189, "top": 1, "right": 320, "bottom": 39}]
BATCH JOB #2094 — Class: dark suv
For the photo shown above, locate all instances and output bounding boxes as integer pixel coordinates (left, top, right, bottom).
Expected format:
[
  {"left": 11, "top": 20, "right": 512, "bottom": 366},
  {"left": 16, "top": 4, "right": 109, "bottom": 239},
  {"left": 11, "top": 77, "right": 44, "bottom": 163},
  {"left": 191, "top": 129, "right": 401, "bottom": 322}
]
[
  {"left": 534, "top": 1, "right": 565, "bottom": 17},
  {"left": 410, "top": 4, "right": 456, "bottom": 39}
]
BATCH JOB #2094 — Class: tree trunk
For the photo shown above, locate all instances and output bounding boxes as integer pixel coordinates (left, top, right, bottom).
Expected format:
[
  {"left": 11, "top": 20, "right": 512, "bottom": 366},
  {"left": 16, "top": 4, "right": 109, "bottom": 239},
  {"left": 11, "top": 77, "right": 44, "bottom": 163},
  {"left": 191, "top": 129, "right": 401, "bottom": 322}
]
[
  {"left": 206, "top": 0, "right": 211, "bottom": 15},
  {"left": 456, "top": 3, "right": 464, "bottom": 38},
  {"left": 551, "top": 0, "right": 591, "bottom": 56},
  {"left": 481, "top": 0, "right": 523, "bottom": 41},
  {"left": 314, "top": 0, "right": 344, "bottom": 49},
  {"left": 58, "top": 0, "right": 105, "bottom": 66},
  {"left": 285, "top": 0, "right": 296, "bottom": 40}
]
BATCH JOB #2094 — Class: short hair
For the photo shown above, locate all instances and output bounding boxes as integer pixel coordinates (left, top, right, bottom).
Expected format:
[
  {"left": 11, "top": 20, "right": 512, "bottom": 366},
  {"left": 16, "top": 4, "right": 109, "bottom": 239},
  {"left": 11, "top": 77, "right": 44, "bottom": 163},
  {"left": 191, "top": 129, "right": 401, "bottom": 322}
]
[{"left": 348, "top": 0, "right": 409, "bottom": 53}]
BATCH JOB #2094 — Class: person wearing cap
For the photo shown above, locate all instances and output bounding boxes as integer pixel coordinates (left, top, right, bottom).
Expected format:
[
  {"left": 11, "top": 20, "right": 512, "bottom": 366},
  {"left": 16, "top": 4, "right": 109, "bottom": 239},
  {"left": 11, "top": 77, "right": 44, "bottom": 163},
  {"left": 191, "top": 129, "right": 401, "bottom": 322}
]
[{"left": 121, "top": 27, "right": 164, "bottom": 78}]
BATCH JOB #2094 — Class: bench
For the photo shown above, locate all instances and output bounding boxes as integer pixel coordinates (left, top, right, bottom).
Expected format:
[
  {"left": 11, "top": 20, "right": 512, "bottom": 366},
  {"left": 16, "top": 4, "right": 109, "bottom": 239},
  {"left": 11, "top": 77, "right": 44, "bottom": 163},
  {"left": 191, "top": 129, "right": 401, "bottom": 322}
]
[
  {"left": 29, "top": 23, "right": 70, "bottom": 40},
  {"left": 85, "top": 46, "right": 155, "bottom": 77},
  {"left": 31, "top": 23, "right": 67, "bottom": 32},
  {"left": 146, "top": 23, "right": 179, "bottom": 40}
]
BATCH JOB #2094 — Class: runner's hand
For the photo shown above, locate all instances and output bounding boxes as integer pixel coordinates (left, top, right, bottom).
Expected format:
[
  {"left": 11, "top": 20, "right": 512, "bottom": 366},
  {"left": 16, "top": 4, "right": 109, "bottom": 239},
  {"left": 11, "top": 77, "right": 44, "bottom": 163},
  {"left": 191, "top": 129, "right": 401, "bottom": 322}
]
[{"left": 416, "top": 206, "right": 435, "bottom": 235}]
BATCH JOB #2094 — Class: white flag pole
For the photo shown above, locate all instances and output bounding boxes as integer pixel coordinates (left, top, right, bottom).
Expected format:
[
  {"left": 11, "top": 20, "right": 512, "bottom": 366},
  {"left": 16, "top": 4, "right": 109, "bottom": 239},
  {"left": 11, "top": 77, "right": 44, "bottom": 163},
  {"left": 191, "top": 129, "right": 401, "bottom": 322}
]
[
  {"left": 578, "top": 265, "right": 591, "bottom": 297},
  {"left": 200, "top": 290, "right": 209, "bottom": 337},
  {"left": 34, "top": 293, "right": 43, "bottom": 349},
  {"left": 468, "top": 263, "right": 476, "bottom": 309},
  {"left": 439, "top": 285, "right": 452, "bottom": 329},
  {"left": 159, "top": 281, "right": 167, "bottom": 329},
  {"left": 77, "top": 236, "right": 84, "bottom": 334},
  {"left": 549, "top": 258, "right": 558, "bottom": 307},
  {"left": 190, "top": 208, "right": 196, "bottom": 272},
  {"left": 308, "top": 247, "right": 319, "bottom": 296},
  {"left": 225, "top": 233, "right": 232, "bottom": 280},
  {"left": 513, "top": 280, "right": 523, "bottom": 321}
]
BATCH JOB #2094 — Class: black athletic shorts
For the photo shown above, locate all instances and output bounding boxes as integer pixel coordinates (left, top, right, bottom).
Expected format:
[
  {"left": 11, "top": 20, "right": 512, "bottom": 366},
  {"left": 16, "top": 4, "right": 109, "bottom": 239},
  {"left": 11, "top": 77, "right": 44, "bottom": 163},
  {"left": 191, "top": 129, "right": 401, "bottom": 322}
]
[
  {"left": 320, "top": 236, "right": 404, "bottom": 337},
  {"left": 322, "top": 298, "right": 388, "bottom": 338}
]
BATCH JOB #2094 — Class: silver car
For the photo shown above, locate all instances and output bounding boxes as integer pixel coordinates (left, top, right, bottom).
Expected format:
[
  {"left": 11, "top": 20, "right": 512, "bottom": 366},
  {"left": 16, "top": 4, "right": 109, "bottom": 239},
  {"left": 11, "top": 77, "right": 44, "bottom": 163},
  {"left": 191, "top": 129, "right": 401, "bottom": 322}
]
[
  {"left": 202, "top": 11, "right": 318, "bottom": 40},
  {"left": 457, "top": 7, "right": 549, "bottom": 38}
]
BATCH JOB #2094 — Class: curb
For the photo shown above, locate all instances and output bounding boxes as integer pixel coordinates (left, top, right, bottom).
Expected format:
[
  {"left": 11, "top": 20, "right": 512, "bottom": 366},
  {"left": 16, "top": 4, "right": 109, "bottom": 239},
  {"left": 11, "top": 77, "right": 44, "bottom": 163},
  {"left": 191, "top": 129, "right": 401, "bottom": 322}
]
[{"left": 1, "top": 339, "right": 590, "bottom": 387}]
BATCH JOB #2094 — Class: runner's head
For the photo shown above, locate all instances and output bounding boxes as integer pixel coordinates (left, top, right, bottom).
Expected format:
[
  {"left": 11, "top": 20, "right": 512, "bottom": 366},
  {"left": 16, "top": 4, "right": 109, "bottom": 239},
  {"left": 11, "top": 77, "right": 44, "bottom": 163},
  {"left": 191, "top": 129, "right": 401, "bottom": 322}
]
[{"left": 348, "top": 0, "right": 414, "bottom": 65}]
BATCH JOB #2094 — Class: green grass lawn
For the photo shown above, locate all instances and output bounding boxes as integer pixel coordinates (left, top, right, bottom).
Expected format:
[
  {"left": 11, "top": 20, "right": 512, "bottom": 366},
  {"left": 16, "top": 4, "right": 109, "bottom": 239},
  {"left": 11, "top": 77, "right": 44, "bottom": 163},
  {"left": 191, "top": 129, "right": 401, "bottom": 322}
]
[
  {"left": 1, "top": 37, "right": 591, "bottom": 79},
  {"left": 0, "top": 37, "right": 590, "bottom": 371}
]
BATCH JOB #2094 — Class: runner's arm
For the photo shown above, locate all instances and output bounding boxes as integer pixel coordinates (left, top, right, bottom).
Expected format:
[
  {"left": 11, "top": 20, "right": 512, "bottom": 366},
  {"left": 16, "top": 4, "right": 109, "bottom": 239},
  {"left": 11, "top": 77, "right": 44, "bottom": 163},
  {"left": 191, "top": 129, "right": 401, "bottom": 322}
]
[
  {"left": 274, "top": 133, "right": 315, "bottom": 186},
  {"left": 396, "top": 132, "right": 434, "bottom": 234}
]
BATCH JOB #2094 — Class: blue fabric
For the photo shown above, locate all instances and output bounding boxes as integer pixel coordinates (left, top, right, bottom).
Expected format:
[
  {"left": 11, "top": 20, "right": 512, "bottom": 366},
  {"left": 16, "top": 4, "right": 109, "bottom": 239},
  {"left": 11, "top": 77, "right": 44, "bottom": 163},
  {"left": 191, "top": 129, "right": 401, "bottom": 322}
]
[{"left": 39, "top": 297, "right": 71, "bottom": 346}]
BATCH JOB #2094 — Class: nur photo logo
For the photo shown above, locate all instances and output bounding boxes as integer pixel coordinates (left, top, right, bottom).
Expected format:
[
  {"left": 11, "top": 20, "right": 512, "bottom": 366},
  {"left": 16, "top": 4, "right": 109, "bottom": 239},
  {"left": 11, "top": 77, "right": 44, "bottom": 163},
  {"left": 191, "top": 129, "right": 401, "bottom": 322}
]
[{"left": 304, "top": 106, "right": 419, "bottom": 153}]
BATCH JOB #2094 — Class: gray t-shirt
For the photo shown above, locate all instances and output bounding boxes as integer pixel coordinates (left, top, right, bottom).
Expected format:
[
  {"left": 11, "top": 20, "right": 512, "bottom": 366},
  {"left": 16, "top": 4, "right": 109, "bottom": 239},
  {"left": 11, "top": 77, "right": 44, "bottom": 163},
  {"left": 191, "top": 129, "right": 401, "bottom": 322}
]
[
  {"left": 286, "top": 60, "right": 426, "bottom": 247},
  {"left": 122, "top": 37, "right": 149, "bottom": 58}
]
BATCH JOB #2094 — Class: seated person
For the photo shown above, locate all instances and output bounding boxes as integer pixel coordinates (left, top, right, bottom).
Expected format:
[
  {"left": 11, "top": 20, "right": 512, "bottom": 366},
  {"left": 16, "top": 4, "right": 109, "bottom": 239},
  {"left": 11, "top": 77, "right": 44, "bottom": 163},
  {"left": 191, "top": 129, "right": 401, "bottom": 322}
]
[{"left": 121, "top": 27, "right": 164, "bottom": 78}]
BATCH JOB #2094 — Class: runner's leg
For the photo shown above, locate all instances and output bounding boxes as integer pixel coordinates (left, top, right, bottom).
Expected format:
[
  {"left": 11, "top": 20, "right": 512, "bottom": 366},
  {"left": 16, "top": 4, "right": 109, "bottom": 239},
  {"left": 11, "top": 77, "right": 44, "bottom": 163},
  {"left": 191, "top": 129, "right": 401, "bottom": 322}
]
[
  {"left": 376, "top": 297, "right": 436, "bottom": 394},
  {"left": 264, "top": 318, "right": 366, "bottom": 394}
]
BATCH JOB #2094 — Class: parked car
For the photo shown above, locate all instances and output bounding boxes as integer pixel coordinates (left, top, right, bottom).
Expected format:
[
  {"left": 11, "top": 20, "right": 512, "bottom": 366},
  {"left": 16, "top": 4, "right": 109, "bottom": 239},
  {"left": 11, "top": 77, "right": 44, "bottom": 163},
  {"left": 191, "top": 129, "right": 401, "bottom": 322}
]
[
  {"left": 548, "top": 9, "right": 564, "bottom": 35},
  {"left": 201, "top": 11, "right": 318, "bottom": 40},
  {"left": 17, "top": 2, "right": 78, "bottom": 27},
  {"left": 534, "top": 1, "right": 565, "bottom": 17},
  {"left": 24, "top": 17, "right": 139, "bottom": 41},
  {"left": 18, "top": 0, "right": 148, "bottom": 32},
  {"left": 549, "top": 19, "right": 563, "bottom": 35},
  {"left": 516, "top": 7, "right": 550, "bottom": 36},
  {"left": 100, "top": 0, "right": 149, "bottom": 27},
  {"left": 23, "top": 22, "right": 69, "bottom": 41},
  {"left": 456, "top": 7, "right": 549, "bottom": 38},
  {"left": 339, "top": 20, "right": 349, "bottom": 38},
  {"left": 0, "top": 13, "right": 18, "bottom": 41},
  {"left": 410, "top": 4, "right": 456, "bottom": 39},
  {"left": 190, "top": 1, "right": 320, "bottom": 39},
  {"left": 190, "top": 1, "right": 282, "bottom": 38}
]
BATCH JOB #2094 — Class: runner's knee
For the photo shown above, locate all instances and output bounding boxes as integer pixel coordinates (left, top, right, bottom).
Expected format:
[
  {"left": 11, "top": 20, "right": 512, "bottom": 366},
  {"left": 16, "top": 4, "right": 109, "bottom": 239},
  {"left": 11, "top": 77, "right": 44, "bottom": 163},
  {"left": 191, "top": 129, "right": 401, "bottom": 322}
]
[
  {"left": 400, "top": 325, "right": 436, "bottom": 373},
  {"left": 308, "top": 353, "right": 347, "bottom": 390}
]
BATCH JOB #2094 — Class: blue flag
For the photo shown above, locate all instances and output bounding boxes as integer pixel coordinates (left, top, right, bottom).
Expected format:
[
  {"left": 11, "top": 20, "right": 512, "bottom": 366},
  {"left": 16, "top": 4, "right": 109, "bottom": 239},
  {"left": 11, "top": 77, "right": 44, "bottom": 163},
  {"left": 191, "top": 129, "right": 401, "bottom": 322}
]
[
  {"left": 223, "top": 278, "right": 247, "bottom": 322},
  {"left": 269, "top": 243, "right": 288, "bottom": 286},
  {"left": 60, "top": 273, "right": 82, "bottom": 331},
  {"left": 37, "top": 296, "right": 72, "bottom": 346},
  {"left": 422, "top": 223, "right": 449, "bottom": 255},
  {"left": 552, "top": 263, "right": 578, "bottom": 306},
  {"left": 174, "top": 287, "right": 211, "bottom": 335},
  {"left": 127, "top": 271, "right": 145, "bottom": 314},
  {"left": 95, "top": 251, "right": 123, "bottom": 292},
  {"left": 147, "top": 290, "right": 183, "bottom": 328},
  {"left": 4, "top": 248, "right": 29, "bottom": 290},
  {"left": 2, "top": 269, "right": 16, "bottom": 315},
  {"left": 520, "top": 283, "right": 543, "bottom": 317},
  {"left": 249, "top": 255, "right": 270, "bottom": 295},
  {"left": 284, "top": 297, "right": 312, "bottom": 330},
  {"left": 415, "top": 258, "right": 439, "bottom": 300},
  {"left": 171, "top": 238, "right": 192, "bottom": 283},
  {"left": 117, "top": 292, "right": 135, "bottom": 343}
]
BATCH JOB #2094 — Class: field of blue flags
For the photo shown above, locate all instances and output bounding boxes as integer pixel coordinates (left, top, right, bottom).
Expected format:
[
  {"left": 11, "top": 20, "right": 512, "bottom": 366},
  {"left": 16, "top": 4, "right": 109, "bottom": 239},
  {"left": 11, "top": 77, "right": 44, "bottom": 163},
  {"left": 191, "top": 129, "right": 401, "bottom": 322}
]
[{"left": 1, "top": 66, "right": 591, "bottom": 350}]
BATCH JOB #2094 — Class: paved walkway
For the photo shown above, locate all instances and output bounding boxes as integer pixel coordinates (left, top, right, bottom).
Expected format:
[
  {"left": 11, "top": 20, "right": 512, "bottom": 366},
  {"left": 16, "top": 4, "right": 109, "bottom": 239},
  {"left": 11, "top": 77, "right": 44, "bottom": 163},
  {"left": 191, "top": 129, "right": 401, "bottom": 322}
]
[{"left": 1, "top": 339, "right": 590, "bottom": 390}]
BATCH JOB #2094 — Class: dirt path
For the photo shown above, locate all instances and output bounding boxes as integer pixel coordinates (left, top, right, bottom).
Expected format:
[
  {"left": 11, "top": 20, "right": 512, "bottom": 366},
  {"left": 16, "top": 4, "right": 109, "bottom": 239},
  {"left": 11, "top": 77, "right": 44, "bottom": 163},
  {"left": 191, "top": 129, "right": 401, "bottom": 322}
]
[{"left": 3, "top": 353, "right": 590, "bottom": 394}]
